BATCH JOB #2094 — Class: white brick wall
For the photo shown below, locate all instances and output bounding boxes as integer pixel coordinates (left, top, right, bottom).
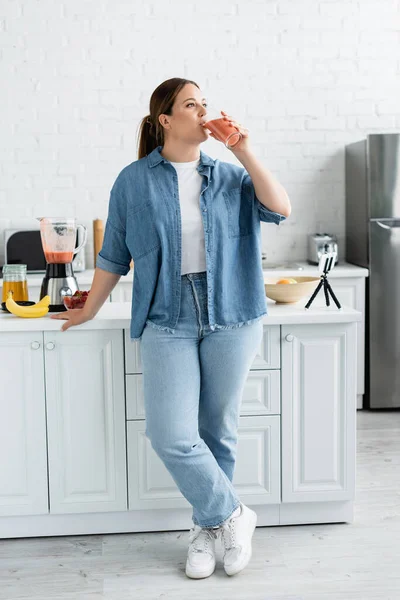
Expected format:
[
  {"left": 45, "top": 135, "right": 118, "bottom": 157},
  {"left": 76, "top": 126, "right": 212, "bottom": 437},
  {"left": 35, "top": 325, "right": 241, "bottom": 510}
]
[{"left": 1, "top": 0, "right": 400, "bottom": 267}]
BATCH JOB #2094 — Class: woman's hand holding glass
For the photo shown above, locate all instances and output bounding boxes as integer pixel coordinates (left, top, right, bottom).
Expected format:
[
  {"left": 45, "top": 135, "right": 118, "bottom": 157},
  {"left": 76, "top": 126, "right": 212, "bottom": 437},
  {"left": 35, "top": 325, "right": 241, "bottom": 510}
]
[{"left": 202, "top": 109, "right": 250, "bottom": 152}]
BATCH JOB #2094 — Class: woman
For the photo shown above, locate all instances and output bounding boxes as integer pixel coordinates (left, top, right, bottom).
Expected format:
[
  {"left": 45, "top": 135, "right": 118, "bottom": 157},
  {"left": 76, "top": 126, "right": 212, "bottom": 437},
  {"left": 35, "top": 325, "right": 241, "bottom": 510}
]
[{"left": 51, "top": 77, "right": 291, "bottom": 579}]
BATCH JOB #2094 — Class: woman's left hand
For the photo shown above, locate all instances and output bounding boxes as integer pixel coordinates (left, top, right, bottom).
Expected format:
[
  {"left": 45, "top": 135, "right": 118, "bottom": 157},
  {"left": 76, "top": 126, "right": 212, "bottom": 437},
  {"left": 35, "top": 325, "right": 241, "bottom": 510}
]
[{"left": 219, "top": 110, "right": 251, "bottom": 153}]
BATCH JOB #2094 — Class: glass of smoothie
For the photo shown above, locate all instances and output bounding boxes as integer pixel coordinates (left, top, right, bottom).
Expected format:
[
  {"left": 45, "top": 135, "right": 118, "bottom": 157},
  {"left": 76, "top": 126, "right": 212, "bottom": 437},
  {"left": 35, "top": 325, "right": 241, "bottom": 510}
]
[{"left": 202, "top": 108, "right": 243, "bottom": 149}]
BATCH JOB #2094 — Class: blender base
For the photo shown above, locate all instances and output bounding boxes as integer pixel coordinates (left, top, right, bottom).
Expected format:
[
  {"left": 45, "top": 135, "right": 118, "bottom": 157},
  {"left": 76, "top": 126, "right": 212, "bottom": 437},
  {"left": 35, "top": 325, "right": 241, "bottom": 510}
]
[
  {"left": 40, "top": 263, "right": 79, "bottom": 310},
  {"left": 48, "top": 304, "right": 67, "bottom": 312}
]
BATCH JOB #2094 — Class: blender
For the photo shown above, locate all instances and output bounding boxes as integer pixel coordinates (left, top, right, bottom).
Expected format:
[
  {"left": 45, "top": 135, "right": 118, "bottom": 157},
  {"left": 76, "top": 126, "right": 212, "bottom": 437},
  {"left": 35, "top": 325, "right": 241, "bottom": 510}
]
[{"left": 37, "top": 217, "right": 88, "bottom": 312}]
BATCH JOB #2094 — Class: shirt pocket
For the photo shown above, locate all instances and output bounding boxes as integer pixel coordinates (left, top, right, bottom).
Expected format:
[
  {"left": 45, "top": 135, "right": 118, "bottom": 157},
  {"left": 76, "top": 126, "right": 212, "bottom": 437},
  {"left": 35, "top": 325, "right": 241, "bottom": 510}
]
[
  {"left": 223, "top": 186, "right": 253, "bottom": 238},
  {"left": 127, "top": 201, "right": 161, "bottom": 261}
]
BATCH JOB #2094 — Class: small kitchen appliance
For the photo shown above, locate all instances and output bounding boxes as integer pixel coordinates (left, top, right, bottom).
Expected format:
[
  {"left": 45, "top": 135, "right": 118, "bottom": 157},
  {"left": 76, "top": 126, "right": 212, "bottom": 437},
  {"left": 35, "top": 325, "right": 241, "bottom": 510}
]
[
  {"left": 37, "top": 217, "right": 87, "bottom": 312},
  {"left": 308, "top": 233, "right": 338, "bottom": 265}
]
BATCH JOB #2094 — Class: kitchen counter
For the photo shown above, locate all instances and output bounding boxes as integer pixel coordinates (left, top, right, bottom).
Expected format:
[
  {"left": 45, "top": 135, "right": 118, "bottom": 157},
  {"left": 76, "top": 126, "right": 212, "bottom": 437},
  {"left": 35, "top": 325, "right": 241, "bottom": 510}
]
[
  {"left": 262, "top": 260, "right": 369, "bottom": 279},
  {"left": 0, "top": 260, "right": 369, "bottom": 287},
  {"left": 0, "top": 299, "right": 362, "bottom": 333}
]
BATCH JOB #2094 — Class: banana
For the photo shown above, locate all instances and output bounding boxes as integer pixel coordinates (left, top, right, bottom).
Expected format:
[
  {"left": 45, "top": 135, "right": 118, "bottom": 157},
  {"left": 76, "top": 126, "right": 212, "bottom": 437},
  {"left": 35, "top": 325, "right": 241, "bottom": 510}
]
[
  {"left": 6, "top": 291, "right": 50, "bottom": 318},
  {"left": 35, "top": 295, "right": 51, "bottom": 308}
]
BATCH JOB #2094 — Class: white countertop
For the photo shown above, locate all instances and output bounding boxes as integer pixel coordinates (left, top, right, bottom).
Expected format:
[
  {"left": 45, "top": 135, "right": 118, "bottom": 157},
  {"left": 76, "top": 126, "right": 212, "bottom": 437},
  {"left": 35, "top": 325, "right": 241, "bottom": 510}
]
[
  {"left": 0, "top": 300, "right": 361, "bottom": 333},
  {"left": 262, "top": 260, "right": 368, "bottom": 279},
  {"left": 0, "top": 261, "right": 369, "bottom": 287}
]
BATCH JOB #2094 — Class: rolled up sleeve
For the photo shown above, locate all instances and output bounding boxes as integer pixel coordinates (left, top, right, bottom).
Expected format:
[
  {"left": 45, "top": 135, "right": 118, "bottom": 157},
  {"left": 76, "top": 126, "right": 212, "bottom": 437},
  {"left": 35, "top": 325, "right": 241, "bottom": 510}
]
[
  {"left": 242, "top": 172, "right": 287, "bottom": 225},
  {"left": 96, "top": 191, "right": 132, "bottom": 275}
]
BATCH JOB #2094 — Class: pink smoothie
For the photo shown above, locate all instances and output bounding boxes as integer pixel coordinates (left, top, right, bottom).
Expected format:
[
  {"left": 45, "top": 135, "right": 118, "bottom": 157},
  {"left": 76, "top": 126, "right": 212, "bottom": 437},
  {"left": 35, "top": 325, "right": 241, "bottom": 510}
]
[
  {"left": 203, "top": 118, "right": 241, "bottom": 147},
  {"left": 44, "top": 250, "right": 74, "bottom": 263}
]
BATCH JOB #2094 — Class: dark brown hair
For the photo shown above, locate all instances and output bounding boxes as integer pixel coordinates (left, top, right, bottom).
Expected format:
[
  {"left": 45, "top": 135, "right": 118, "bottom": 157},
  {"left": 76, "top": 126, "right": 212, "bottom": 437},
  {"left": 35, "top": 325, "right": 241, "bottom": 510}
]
[{"left": 137, "top": 77, "right": 200, "bottom": 159}]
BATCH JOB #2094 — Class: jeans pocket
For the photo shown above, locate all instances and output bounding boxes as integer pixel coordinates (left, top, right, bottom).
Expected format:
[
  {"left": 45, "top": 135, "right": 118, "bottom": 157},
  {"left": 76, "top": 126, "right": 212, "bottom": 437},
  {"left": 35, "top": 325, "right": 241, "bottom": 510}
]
[
  {"left": 127, "top": 201, "right": 161, "bottom": 260},
  {"left": 223, "top": 186, "right": 253, "bottom": 238}
]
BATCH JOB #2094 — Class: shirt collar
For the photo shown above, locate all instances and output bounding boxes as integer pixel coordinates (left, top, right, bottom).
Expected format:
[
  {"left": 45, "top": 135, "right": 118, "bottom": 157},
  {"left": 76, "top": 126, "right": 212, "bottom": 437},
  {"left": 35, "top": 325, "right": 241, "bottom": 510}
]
[{"left": 147, "top": 145, "right": 215, "bottom": 169}]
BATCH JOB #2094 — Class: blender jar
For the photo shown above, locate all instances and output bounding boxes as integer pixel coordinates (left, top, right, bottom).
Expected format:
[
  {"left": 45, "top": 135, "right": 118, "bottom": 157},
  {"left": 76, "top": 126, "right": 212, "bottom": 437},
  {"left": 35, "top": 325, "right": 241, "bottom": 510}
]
[{"left": 37, "top": 217, "right": 87, "bottom": 264}]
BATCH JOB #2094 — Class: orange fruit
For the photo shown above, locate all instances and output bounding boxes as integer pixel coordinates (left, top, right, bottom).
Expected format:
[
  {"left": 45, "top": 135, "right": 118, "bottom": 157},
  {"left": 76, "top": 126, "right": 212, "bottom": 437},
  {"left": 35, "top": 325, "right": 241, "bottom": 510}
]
[{"left": 276, "top": 278, "right": 297, "bottom": 284}]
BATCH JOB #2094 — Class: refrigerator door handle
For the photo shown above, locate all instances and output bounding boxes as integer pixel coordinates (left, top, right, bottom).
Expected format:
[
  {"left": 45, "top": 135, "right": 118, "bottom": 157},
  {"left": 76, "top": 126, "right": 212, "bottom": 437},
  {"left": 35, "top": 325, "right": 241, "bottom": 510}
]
[
  {"left": 375, "top": 219, "right": 400, "bottom": 229},
  {"left": 376, "top": 221, "right": 391, "bottom": 230}
]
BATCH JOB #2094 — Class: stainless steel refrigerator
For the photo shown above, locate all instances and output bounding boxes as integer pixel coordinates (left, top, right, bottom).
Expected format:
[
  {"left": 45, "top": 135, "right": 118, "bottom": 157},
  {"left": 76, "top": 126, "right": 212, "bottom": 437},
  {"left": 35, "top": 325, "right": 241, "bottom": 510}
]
[{"left": 346, "top": 134, "right": 400, "bottom": 409}]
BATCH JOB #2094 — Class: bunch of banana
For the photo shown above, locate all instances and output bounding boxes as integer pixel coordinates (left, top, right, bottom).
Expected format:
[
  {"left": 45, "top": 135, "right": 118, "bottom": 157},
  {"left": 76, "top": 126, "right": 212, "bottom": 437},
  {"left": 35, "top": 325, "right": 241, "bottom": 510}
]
[{"left": 6, "top": 291, "right": 51, "bottom": 318}]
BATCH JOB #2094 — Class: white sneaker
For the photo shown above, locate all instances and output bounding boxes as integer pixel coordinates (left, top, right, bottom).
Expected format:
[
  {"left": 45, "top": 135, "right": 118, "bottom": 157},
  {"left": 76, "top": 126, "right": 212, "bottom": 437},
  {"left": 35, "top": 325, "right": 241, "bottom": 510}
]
[
  {"left": 185, "top": 525, "right": 219, "bottom": 579},
  {"left": 220, "top": 503, "right": 257, "bottom": 576}
]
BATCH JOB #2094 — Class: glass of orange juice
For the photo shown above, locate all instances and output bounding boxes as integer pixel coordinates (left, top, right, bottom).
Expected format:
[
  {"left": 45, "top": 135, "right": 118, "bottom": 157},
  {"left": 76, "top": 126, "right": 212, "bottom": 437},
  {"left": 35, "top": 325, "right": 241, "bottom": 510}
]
[
  {"left": 202, "top": 108, "right": 243, "bottom": 149},
  {"left": 2, "top": 264, "right": 29, "bottom": 302}
]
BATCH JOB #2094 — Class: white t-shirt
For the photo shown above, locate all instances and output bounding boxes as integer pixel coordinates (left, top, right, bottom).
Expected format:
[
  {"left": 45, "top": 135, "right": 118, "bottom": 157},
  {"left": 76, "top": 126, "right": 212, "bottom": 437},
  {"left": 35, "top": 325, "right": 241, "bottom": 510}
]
[{"left": 170, "top": 158, "right": 207, "bottom": 275}]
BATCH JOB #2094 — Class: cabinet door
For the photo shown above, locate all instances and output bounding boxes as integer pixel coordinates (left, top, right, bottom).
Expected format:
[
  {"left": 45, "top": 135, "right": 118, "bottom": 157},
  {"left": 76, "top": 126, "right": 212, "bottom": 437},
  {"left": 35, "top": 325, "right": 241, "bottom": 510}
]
[
  {"left": 44, "top": 330, "right": 127, "bottom": 514},
  {"left": 281, "top": 323, "right": 357, "bottom": 503},
  {"left": 0, "top": 332, "right": 48, "bottom": 516},
  {"left": 310, "top": 276, "right": 365, "bottom": 404},
  {"left": 127, "top": 415, "right": 280, "bottom": 510}
]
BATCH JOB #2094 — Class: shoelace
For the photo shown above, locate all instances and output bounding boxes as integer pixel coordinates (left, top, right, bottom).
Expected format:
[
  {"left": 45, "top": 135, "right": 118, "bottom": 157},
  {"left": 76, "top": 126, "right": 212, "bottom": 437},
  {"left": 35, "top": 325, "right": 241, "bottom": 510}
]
[
  {"left": 188, "top": 526, "right": 220, "bottom": 553},
  {"left": 221, "top": 519, "right": 236, "bottom": 551}
]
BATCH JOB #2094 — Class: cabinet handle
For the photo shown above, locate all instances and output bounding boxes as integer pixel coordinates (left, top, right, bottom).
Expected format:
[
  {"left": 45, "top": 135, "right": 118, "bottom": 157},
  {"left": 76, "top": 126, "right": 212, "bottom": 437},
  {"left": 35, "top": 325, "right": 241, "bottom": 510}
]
[
  {"left": 285, "top": 334, "right": 294, "bottom": 342},
  {"left": 46, "top": 342, "right": 55, "bottom": 350},
  {"left": 31, "top": 341, "right": 41, "bottom": 350}
]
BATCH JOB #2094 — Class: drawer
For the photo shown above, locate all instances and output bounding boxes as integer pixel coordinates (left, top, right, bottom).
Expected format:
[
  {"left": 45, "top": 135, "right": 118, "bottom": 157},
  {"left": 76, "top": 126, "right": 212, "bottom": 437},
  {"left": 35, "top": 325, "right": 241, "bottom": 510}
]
[
  {"left": 126, "top": 369, "right": 280, "bottom": 420},
  {"left": 127, "top": 414, "right": 281, "bottom": 510},
  {"left": 242, "top": 370, "right": 280, "bottom": 415},
  {"left": 252, "top": 325, "right": 280, "bottom": 370},
  {"left": 124, "top": 325, "right": 281, "bottom": 375}
]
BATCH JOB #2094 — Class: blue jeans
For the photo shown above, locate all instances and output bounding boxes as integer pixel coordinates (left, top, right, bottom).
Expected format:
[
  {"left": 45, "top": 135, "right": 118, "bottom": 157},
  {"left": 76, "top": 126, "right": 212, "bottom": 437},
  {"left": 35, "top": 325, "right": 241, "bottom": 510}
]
[{"left": 140, "top": 271, "right": 264, "bottom": 528}]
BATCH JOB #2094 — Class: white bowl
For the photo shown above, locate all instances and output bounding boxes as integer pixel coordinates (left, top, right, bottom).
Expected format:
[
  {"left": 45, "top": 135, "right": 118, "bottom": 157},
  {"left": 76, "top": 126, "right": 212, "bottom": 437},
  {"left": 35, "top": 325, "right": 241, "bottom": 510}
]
[{"left": 264, "top": 276, "right": 320, "bottom": 304}]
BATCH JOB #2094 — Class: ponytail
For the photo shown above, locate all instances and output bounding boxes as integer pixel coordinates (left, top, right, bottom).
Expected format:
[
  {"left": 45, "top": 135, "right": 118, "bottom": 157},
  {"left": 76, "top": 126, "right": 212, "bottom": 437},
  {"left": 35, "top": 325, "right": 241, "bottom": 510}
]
[{"left": 137, "top": 114, "right": 162, "bottom": 159}]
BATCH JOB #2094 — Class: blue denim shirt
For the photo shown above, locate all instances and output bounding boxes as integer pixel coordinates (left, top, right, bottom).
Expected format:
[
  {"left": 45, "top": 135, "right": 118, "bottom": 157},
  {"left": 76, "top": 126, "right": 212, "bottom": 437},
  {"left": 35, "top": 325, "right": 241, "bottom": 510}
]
[{"left": 96, "top": 145, "right": 287, "bottom": 340}]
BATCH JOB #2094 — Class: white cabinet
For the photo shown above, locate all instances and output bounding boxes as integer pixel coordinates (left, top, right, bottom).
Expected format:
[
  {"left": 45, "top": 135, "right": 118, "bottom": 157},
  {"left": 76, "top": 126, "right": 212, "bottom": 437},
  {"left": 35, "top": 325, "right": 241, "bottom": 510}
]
[
  {"left": 310, "top": 277, "right": 365, "bottom": 408},
  {"left": 281, "top": 323, "right": 357, "bottom": 503},
  {"left": 0, "top": 332, "right": 48, "bottom": 516},
  {"left": 44, "top": 330, "right": 127, "bottom": 514},
  {"left": 127, "top": 415, "right": 280, "bottom": 511},
  {"left": 0, "top": 317, "right": 359, "bottom": 536},
  {"left": 0, "top": 328, "right": 127, "bottom": 521},
  {"left": 125, "top": 325, "right": 282, "bottom": 511}
]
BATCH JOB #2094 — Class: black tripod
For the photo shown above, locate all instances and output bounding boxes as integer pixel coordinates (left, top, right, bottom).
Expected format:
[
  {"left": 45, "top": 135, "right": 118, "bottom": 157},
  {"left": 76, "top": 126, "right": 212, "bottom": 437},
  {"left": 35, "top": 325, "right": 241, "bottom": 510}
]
[{"left": 305, "top": 253, "right": 342, "bottom": 310}]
